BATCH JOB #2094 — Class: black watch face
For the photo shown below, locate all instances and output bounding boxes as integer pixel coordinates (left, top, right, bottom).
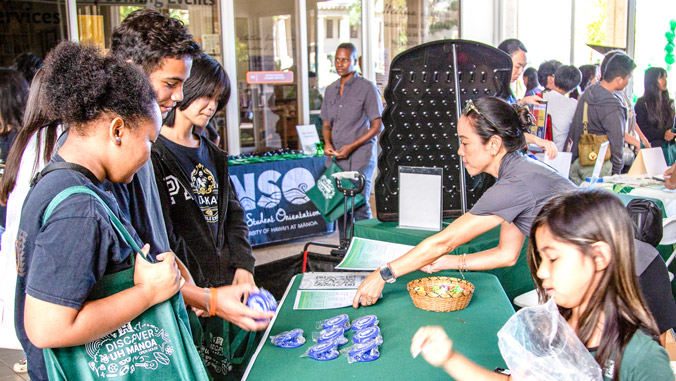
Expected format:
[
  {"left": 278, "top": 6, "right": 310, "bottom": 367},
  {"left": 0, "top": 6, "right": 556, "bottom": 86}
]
[{"left": 380, "top": 266, "right": 393, "bottom": 280}]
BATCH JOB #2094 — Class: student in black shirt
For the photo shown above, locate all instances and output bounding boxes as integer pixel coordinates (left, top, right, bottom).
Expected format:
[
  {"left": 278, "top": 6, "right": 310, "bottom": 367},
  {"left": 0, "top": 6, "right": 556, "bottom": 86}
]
[
  {"left": 15, "top": 42, "right": 183, "bottom": 381},
  {"left": 152, "top": 54, "right": 266, "bottom": 379}
]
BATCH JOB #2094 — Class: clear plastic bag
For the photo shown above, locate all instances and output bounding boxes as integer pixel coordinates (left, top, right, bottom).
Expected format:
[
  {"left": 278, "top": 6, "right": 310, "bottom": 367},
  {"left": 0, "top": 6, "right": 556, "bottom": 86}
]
[{"left": 497, "top": 298, "right": 602, "bottom": 381}]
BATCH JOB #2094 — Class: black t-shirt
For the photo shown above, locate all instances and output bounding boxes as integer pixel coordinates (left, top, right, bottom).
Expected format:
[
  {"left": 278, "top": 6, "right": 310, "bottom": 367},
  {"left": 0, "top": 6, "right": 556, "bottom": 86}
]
[
  {"left": 15, "top": 155, "right": 140, "bottom": 381},
  {"left": 160, "top": 135, "right": 219, "bottom": 241},
  {"left": 638, "top": 255, "right": 676, "bottom": 333}
]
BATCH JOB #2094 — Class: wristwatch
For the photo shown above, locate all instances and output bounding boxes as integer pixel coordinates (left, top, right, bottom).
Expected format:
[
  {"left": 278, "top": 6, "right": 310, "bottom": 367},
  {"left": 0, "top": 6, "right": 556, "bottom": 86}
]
[{"left": 379, "top": 263, "right": 396, "bottom": 283}]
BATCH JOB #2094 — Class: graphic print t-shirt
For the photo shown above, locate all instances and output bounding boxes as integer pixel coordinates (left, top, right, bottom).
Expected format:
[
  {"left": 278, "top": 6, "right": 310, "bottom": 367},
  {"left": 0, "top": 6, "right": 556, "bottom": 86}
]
[{"left": 162, "top": 136, "right": 219, "bottom": 241}]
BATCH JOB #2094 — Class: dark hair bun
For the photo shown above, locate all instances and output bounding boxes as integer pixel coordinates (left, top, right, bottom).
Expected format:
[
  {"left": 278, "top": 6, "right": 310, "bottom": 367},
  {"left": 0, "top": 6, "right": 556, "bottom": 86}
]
[
  {"left": 42, "top": 42, "right": 108, "bottom": 123},
  {"left": 513, "top": 104, "right": 536, "bottom": 134}
]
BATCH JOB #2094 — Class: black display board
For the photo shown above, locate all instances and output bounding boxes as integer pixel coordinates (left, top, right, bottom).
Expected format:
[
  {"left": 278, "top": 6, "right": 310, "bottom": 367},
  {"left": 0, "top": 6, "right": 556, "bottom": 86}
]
[{"left": 376, "top": 40, "right": 513, "bottom": 221}]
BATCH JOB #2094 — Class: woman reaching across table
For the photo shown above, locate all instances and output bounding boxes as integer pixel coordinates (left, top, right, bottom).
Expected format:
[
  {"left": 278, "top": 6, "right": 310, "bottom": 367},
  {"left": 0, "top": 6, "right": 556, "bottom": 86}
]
[{"left": 353, "top": 96, "right": 575, "bottom": 308}]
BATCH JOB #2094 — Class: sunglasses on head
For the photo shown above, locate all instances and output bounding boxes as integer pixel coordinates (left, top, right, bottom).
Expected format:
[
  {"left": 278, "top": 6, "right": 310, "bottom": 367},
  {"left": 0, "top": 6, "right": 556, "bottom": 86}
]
[{"left": 462, "top": 98, "right": 500, "bottom": 131}]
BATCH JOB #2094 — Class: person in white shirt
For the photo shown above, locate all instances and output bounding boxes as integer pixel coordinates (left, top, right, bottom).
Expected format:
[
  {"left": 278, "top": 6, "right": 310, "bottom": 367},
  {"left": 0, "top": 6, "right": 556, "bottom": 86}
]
[{"left": 543, "top": 65, "right": 581, "bottom": 152}]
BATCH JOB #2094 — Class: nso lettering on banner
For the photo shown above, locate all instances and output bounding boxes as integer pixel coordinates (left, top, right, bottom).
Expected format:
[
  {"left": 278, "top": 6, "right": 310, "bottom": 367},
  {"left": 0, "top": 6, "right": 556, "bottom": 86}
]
[{"left": 229, "top": 157, "right": 331, "bottom": 245}]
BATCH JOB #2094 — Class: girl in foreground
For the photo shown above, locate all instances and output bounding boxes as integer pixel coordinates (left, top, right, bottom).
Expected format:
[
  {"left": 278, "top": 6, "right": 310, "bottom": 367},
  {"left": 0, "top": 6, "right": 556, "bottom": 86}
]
[
  {"left": 15, "top": 42, "right": 183, "bottom": 380},
  {"left": 411, "top": 189, "right": 673, "bottom": 381}
]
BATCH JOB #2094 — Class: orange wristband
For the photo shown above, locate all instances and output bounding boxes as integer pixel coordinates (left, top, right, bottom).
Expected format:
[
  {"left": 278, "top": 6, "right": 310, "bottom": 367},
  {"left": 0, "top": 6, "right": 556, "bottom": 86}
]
[{"left": 209, "top": 288, "right": 218, "bottom": 317}]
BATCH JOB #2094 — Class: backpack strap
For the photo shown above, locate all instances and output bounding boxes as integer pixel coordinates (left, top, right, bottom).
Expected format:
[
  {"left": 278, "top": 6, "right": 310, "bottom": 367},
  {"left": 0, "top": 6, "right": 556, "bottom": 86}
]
[
  {"left": 582, "top": 102, "right": 589, "bottom": 134},
  {"left": 30, "top": 162, "right": 100, "bottom": 188},
  {"left": 42, "top": 185, "right": 147, "bottom": 263}
]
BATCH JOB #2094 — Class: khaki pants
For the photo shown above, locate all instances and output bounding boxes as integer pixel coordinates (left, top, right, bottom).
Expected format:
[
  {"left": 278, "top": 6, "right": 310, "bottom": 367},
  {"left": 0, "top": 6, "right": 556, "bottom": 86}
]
[{"left": 570, "top": 158, "right": 612, "bottom": 185}]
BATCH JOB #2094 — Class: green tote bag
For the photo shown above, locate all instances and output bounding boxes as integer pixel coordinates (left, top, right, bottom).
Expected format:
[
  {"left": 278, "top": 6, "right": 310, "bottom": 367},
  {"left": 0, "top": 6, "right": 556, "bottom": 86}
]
[
  {"left": 305, "top": 159, "right": 365, "bottom": 222},
  {"left": 41, "top": 186, "right": 209, "bottom": 381}
]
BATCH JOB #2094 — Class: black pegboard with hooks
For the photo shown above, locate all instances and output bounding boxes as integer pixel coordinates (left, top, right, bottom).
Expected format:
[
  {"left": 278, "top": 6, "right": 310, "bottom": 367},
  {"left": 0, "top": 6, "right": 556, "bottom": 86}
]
[{"left": 376, "top": 39, "right": 512, "bottom": 222}]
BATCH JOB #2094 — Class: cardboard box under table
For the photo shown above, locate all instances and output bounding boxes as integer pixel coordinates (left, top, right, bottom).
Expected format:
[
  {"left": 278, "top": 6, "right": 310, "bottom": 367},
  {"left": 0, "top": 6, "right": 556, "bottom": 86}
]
[{"left": 243, "top": 271, "right": 514, "bottom": 380}]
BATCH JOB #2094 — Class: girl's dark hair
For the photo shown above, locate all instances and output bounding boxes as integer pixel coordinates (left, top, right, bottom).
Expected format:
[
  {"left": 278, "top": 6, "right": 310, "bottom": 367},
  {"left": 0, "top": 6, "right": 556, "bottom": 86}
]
[
  {"left": 111, "top": 8, "right": 201, "bottom": 74},
  {"left": 0, "top": 69, "right": 60, "bottom": 205},
  {"left": 579, "top": 64, "right": 599, "bottom": 92},
  {"left": 498, "top": 38, "right": 527, "bottom": 55},
  {"left": 0, "top": 42, "right": 157, "bottom": 205},
  {"left": 523, "top": 67, "right": 539, "bottom": 93},
  {"left": 528, "top": 189, "right": 659, "bottom": 381},
  {"left": 570, "top": 64, "right": 599, "bottom": 99},
  {"left": 640, "top": 67, "right": 674, "bottom": 129},
  {"left": 43, "top": 41, "right": 157, "bottom": 132},
  {"left": 462, "top": 96, "right": 532, "bottom": 152},
  {"left": 0, "top": 69, "right": 29, "bottom": 135},
  {"left": 163, "top": 54, "right": 230, "bottom": 127}
]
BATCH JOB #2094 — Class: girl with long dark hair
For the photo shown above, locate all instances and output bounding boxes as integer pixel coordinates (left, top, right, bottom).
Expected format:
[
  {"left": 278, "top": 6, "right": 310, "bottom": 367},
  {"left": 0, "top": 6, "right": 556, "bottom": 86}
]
[
  {"left": 635, "top": 67, "right": 675, "bottom": 149},
  {"left": 411, "top": 189, "right": 673, "bottom": 381}
]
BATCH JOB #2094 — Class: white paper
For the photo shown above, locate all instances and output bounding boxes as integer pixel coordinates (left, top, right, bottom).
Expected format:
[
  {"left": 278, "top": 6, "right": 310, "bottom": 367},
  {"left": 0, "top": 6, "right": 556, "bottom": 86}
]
[
  {"left": 590, "top": 141, "right": 610, "bottom": 184},
  {"left": 335, "top": 237, "right": 414, "bottom": 270},
  {"left": 293, "top": 289, "right": 357, "bottom": 310},
  {"left": 295, "top": 124, "right": 320, "bottom": 155},
  {"left": 543, "top": 152, "right": 572, "bottom": 177},
  {"left": 299, "top": 272, "right": 369, "bottom": 290},
  {"left": 641, "top": 147, "right": 669, "bottom": 177},
  {"left": 399, "top": 169, "right": 442, "bottom": 231},
  {"left": 201, "top": 34, "right": 221, "bottom": 55}
]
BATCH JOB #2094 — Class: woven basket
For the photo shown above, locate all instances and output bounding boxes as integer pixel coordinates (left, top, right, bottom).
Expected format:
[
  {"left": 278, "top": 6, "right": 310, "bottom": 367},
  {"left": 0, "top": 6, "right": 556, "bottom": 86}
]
[{"left": 407, "top": 277, "right": 475, "bottom": 312}]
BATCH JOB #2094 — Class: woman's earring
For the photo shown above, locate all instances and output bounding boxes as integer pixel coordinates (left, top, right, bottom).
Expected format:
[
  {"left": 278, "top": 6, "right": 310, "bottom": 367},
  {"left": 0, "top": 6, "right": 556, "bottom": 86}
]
[{"left": 115, "top": 136, "right": 121, "bottom": 145}]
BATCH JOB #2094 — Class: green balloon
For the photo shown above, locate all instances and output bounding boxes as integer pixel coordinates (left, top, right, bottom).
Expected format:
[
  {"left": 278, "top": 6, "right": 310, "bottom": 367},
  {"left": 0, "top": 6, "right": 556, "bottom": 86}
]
[
  {"left": 667, "top": 31, "right": 675, "bottom": 41},
  {"left": 671, "top": 19, "right": 676, "bottom": 30},
  {"left": 667, "top": 54, "right": 675, "bottom": 65},
  {"left": 667, "top": 43, "right": 675, "bottom": 53}
]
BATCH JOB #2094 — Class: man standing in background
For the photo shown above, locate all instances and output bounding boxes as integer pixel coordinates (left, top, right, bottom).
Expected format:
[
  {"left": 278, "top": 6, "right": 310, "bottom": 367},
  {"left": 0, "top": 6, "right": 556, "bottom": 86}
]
[{"left": 321, "top": 42, "right": 383, "bottom": 237}]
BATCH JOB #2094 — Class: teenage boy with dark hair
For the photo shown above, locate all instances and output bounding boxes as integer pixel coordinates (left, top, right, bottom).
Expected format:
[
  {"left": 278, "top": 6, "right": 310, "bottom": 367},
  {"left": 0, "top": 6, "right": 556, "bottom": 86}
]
[
  {"left": 109, "top": 12, "right": 271, "bottom": 379},
  {"left": 566, "top": 52, "right": 636, "bottom": 184},
  {"left": 107, "top": 8, "right": 200, "bottom": 256},
  {"left": 543, "top": 65, "right": 581, "bottom": 151}
]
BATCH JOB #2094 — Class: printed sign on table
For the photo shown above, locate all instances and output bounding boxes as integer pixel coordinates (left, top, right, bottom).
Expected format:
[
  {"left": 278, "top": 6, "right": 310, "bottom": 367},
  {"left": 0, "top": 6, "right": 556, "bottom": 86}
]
[{"left": 229, "top": 157, "right": 332, "bottom": 246}]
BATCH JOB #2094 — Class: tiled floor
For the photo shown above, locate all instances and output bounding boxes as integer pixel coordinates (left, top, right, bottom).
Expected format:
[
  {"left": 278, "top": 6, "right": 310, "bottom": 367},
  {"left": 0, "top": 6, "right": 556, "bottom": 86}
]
[{"left": 0, "top": 348, "right": 27, "bottom": 380}]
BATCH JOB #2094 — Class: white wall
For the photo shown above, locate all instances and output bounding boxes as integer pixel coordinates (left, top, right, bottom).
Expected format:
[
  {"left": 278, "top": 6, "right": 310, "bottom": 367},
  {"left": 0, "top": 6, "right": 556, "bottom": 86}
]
[{"left": 460, "top": 0, "right": 496, "bottom": 45}]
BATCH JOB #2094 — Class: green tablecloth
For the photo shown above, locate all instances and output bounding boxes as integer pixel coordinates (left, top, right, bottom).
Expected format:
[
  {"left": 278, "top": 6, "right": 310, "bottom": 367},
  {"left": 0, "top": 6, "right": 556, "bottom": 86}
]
[
  {"left": 244, "top": 271, "right": 514, "bottom": 380},
  {"left": 353, "top": 219, "right": 534, "bottom": 301}
]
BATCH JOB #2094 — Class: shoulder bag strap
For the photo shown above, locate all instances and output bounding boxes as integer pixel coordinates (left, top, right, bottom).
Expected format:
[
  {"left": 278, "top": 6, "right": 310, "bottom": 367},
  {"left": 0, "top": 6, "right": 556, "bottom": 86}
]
[
  {"left": 30, "top": 162, "right": 100, "bottom": 187},
  {"left": 582, "top": 102, "right": 589, "bottom": 134},
  {"left": 42, "top": 185, "right": 147, "bottom": 263}
]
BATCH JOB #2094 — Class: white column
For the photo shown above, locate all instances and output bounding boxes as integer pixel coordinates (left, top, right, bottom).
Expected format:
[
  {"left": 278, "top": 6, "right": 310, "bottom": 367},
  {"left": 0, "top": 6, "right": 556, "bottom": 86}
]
[
  {"left": 66, "top": 0, "right": 79, "bottom": 42},
  {"left": 220, "top": 0, "right": 241, "bottom": 155},
  {"left": 317, "top": 15, "right": 326, "bottom": 80},
  {"left": 361, "top": 0, "right": 375, "bottom": 82},
  {"left": 296, "top": 0, "right": 310, "bottom": 125}
]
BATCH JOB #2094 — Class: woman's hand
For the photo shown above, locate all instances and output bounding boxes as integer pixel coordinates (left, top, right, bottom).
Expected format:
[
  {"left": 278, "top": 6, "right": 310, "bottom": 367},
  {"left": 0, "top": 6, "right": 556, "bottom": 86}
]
[
  {"left": 134, "top": 245, "right": 184, "bottom": 306},
  {"left": 421, "top": 255, "right": 454, "bottom": 274},
  {"left": 411, "top": 326, "right": 454, "bottom": 367},
  {"left": 232, "top": 268, "right": 256, "bottom": 302},
  {"left": 665, "top": 164, "right": 676, "bottom": 190},
  {"left": 352, "top": 270, "right": 385, "bottom": 308},
  {"left": 664, "top": 129, "right": 676, "bottom": 142},
  {"left": 533, "top": 136, "right": 557, "bottom": 159},
  {"left": 520, "top": 95, "right": 544, "bottom": 106},
  {"left": 215, "top": 283, "right": 274, "bottom": 331}
]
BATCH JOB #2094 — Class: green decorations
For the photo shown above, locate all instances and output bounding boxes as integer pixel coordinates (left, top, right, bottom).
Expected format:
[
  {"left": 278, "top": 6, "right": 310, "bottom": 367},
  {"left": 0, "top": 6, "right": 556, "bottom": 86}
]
[{"left": 667, "top": 20, "right": 676, "bottom": 70}]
